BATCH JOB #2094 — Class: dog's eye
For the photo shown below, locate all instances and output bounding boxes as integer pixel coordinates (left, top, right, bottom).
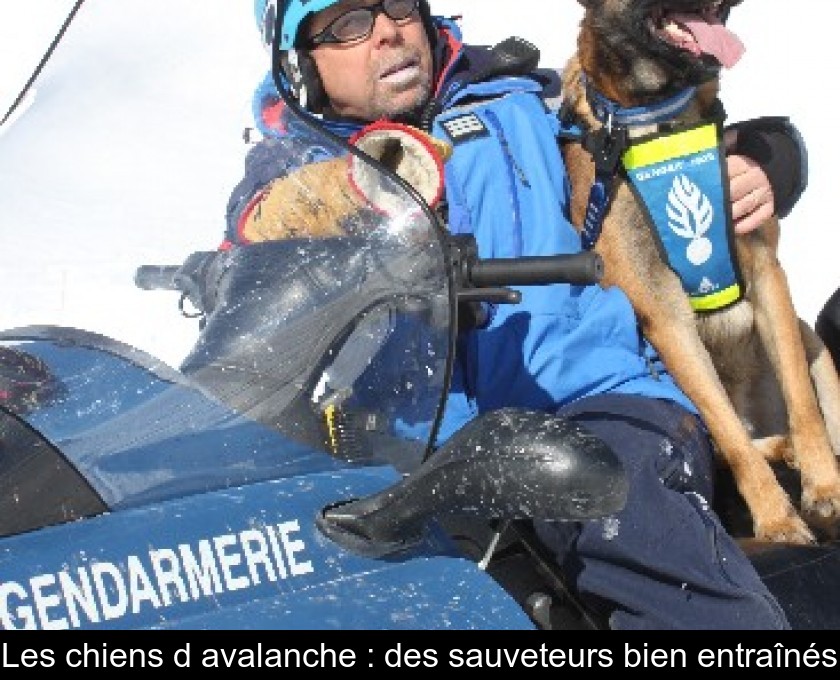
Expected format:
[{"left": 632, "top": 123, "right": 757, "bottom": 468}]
[{"left": 704, "top": 3, "right": 723, "bottom": 21}]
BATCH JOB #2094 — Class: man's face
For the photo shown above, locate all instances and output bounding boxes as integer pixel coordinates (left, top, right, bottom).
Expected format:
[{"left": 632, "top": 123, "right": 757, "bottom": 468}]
[{"left": 306, "top": 0, "right": 434, "bottom": 121}]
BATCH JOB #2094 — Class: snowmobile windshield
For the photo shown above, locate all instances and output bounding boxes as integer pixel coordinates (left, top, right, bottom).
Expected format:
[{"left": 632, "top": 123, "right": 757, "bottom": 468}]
[
  {"left": 176, "top": 126, "right": 455, "bottom": 471},
  {"left": 0, "top": 135, "right": 453, "bottom": 519},
  {"left": 0, "top": 8, "right": 454, "bottom": 520}
]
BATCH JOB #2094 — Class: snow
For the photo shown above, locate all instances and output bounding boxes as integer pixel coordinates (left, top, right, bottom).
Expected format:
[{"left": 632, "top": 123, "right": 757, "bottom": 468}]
[{"left": 0, "top": 0, "right": 836, "bottom": 369}]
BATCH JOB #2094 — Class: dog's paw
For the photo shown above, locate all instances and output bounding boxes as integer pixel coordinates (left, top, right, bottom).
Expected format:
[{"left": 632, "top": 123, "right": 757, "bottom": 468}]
[
  {"left": 754, "top": 512, "right": 816, "bottom": 545},
  {"left": 801, "top": 482, "right": 840, "bottom": 537}
]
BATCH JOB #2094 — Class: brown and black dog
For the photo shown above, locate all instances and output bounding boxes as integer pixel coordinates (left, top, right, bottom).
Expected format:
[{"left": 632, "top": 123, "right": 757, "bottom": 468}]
[{"left": 561, "top": 0, "right": 840, "bottom": 543}]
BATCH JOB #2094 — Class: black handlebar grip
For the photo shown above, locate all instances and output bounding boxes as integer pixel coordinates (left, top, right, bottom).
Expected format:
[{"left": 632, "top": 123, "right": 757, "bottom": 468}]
[
  {"left": 469, "top": 251, "right": 604, "bottom": 287},
  {"left": 134, "top": 265, "right": 181, "bottom": 291}
]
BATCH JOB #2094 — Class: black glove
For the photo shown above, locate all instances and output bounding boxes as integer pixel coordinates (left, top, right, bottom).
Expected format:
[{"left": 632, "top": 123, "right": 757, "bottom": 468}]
[{"left": 725, "top": 116, "right": 808, "bottom": 219}]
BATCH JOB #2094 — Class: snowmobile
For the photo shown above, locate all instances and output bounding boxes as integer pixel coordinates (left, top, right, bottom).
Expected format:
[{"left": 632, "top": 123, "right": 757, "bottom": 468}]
[
  {"left": 3, "top": 108, "right": 840, "bottom": 632},
  {"left": 0, "top": 121, "right": 621, "bottom": 630}
]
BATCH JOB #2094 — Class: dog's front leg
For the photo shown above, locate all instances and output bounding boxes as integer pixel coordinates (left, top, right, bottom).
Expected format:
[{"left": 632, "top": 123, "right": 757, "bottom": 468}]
[
  {"left": 744, "top": 226, "right": 840, "bottom": 536},
  {"left": 596, "top": 214, "right": 815, "bottom": 543},
  {"left": 644, "top": 303, "right": 814, "bottom": 543}
]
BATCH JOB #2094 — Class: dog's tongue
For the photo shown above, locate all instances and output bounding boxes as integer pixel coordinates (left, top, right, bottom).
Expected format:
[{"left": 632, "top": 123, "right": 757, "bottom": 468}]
[{"left": 671, "top": 13, "right": 746, "bottom": 68}]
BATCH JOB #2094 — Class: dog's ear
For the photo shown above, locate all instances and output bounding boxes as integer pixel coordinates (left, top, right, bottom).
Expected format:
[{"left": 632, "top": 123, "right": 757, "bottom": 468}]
[{"left": 576, "top": 0, "right": 598, "bottom": 7}]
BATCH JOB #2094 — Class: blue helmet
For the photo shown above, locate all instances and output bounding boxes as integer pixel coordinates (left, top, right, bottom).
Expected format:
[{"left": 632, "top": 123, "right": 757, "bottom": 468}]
[
  {"left": 254, "top": 0, "right": 341, "bottom": 52},
  {"left": 255, "top": 0, "right": 436, "bottom": 51},
  {"left": 253, "top": 0, "right": 437, "bottom": 112},
  {"left": 253, "top": 0, "right": 340, "bottom": 110}
]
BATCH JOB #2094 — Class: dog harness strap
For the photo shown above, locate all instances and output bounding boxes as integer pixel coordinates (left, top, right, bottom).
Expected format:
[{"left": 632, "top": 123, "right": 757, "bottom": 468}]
[
  {"left": 576, "top": 77, "right": 697, "bottom": 251},
  {"left": 580, "top": 126, "right": 629, "bottom": 250},
  {"left": 580, "top": 178, "right": 609, "bottom": 251},
  {"left": 573, "top": 79, "right": 728, "bottom": 258},
  {"left": 583, "top": 74, "right": 697, "bottom": 128}
]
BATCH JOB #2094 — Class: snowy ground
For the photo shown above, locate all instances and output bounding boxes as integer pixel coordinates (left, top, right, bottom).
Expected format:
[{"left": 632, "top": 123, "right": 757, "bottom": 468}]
[{"left": 1, "top": 0, "right": 836, "bottom": 368}]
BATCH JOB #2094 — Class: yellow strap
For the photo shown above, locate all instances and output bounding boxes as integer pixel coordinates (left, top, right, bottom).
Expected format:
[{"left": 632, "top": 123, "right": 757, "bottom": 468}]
[
  {"left": 623, "top": 123, "right": 718, "bottom": 170},
  {"left": 691, "top": 283, "right": 742, "bottom": 312}
]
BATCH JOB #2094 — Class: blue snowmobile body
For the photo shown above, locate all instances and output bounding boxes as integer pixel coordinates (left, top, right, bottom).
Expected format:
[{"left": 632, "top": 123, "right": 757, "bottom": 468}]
[
  {"left": 0, "top": 327, "right": 538, "bottom": 630},
  {"left": 0, "top": 249, "right": 619, "bottom": 631},
  {"left": 0, "top": 115, "right": 626, "bottom": 629}
]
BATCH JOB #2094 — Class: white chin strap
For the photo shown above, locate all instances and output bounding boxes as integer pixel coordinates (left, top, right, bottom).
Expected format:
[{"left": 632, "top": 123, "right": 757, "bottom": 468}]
[{"left": 283, "top": 49, "right": 309, "bottom": 110}]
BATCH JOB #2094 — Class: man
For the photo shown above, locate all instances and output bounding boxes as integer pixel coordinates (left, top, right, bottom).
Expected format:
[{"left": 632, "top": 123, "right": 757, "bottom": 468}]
[{"left": 221, "top": 0, "right": 808, "bottom": 629}]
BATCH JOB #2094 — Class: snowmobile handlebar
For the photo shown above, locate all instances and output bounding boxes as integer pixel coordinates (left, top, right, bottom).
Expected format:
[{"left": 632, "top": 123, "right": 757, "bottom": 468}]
[
  {"left": 448, "top": 235, "right": 603, "bottom": 328},
  {"left": 468, "top": 251, "right": 604, "bottom": 288},
  {"left": 448, "top": 234, "right": 603, "bottom": 294},
  {"left": 135, "top": 264, "right": 180, "bottom": 291},
  {"left": 136, "top": 254, "right": 605, "bottom": 292},
  {"left": 135, "top": 238, "right": 605, "bottom": 302}
]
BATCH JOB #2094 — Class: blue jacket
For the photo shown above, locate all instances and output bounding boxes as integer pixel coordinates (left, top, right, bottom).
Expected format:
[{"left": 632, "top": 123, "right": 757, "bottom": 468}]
[{"left": 227, "top": 18, "right": 698, "bottom": 445}]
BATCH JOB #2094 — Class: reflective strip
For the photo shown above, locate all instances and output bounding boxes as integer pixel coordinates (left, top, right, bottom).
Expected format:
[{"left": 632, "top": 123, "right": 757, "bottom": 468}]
[
  {"left": 324, "top": 403, "right": 340, "bottom": 455},
  {"left": 623, "top": 124, "right": 717, "bottom": 169},
  {"left": 691, "top": 283, "right": 742, "bottom": 312}
]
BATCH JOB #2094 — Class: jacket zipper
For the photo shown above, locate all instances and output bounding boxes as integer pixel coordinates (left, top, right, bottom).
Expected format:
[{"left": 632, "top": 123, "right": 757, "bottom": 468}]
[{"left": 485, "top": 110, "right": 528, "bottom": 257}]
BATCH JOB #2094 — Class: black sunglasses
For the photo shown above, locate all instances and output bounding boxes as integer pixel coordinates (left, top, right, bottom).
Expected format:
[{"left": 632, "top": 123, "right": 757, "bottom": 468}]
[{"left": 306, "top": 0, "right": 420, "bottom": 47}]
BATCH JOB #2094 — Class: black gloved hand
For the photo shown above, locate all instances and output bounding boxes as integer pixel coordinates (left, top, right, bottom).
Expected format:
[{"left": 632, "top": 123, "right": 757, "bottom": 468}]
[{"left": 725, "top": 116, "right": 808, "bottom": 219}]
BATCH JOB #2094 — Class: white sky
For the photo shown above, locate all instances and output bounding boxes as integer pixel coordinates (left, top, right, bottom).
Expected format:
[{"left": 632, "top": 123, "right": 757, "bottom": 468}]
[{"left": 0, "top": 0, "right": 836, "bottom": 368}]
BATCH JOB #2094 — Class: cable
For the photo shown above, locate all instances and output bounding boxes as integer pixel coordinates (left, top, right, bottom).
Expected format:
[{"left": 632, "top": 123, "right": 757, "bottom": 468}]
[
  {"left": 1, "top": 0, "right": 86, "bottom": 128},
  {"left": 269, "top": 4, "right": 458, "bottom": 463}
]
